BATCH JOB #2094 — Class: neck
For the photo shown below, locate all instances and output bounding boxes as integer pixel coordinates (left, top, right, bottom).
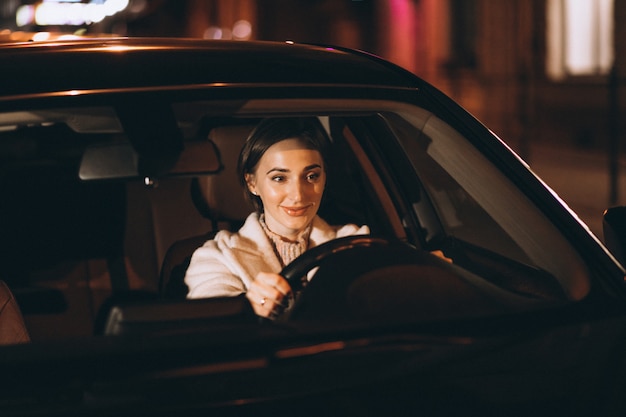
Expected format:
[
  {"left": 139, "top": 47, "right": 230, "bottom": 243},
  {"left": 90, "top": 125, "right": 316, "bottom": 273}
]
[{"left": 260, "top": 214, "right": 311, "bottom": 242}]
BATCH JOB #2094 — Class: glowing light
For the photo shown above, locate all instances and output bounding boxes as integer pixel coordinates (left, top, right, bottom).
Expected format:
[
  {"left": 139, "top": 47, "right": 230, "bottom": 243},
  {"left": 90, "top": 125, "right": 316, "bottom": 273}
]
[
  {"left": 9, "top": 31, "right": 26, "bottom": 41},
  {"left": 85, "top": 4, "right": 106, "bottom": 24},
  {"left": 107, "top": 45, "right": 132, "bottom": 52},
  {"left": 387, "top": 0, "right": 417, "bottom": 71},
  {"left": 203, "top": 20, "right": 253, "bottom": 41},
  {"left": 15, "top": 5, "right": 35, "bottom": 27},
  {"left": 34, "top": 3, "right": 56, "bottom": 26},
  {"left": 104, "top": 0, "right": 129, "bottom": 16},
  {"left": 57, "top": 34, "right": 82, "bottom": 40},
  {"left": 232, "top": 20, "right": 252, "bottom": 40},
  {"left": 17, "top": 0, "right": 129, "bottom": 27},
  {"left": 203, "top": 26, "right": 223, "bottom": 40},
  {"left": 31, "top": 32, "right": 51, "bottom": 42},
  {"left": 546, "top": 0, "right": 614, "bottom": 78}
]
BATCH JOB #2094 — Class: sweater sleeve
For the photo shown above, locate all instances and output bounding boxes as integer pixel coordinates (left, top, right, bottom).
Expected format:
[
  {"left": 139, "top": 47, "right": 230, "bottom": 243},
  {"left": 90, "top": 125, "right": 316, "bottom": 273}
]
[
  {"left": 184, "top": 238, "right": 247, "bottom": 299},
  {"left": 335, "top": 223, "right": 370, "bottom": 238}
]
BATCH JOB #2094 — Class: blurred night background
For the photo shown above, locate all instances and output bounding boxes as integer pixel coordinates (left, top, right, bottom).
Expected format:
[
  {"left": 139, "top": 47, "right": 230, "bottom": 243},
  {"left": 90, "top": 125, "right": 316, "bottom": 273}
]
[{"left": 1, "top": 0, "right": 624, "bottom": 239}]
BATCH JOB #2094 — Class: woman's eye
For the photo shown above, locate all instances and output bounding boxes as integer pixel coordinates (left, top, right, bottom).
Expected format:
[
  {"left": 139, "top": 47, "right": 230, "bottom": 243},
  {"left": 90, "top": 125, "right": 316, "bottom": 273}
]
[
  {"left": 271, "top": 175, "right": 285, "bottom": 182},
  {"left": 306, "top": 172, "right": 320, "bottom": 182}
]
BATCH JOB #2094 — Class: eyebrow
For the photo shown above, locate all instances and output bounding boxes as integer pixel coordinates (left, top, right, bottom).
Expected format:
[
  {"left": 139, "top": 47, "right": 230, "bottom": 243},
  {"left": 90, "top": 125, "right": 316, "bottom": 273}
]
[{"left": 265, "top": 164, "right": 322, "bottom": 175}]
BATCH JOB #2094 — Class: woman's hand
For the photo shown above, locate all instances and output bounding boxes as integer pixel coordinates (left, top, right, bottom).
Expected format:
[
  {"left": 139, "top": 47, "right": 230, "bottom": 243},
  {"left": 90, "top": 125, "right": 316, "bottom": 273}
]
[{"left": 246, "top": 272, "right": 293, "bottom": 318}]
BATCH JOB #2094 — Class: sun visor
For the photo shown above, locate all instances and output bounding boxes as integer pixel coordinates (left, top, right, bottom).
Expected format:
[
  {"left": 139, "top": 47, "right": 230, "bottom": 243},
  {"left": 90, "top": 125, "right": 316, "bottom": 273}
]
[{"left": 79, "top": 140, "right": 222, "bottom": 181}]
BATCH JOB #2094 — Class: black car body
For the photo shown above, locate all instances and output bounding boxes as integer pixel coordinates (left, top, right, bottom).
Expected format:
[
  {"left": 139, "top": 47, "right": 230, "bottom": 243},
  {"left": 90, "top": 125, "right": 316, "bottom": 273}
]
[{"left": 0, "top": 37, "right": 625, "bottom": 416}]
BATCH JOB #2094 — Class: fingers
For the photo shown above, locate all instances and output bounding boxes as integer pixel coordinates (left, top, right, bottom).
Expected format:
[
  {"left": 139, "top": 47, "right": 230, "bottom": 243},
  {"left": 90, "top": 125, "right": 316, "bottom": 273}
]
[
  {"left": 246, "top": 272, "right": 293, "bottom": 318},
  {"left": 256, "top": 272, "right": 292, "bottom": 296}
]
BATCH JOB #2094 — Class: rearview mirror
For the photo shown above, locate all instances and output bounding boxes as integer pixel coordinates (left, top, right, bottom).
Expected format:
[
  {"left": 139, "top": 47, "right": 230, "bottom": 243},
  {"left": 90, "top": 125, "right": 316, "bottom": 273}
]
[{"left": 79, "top": 140, "right": 222, "bottom": 181}]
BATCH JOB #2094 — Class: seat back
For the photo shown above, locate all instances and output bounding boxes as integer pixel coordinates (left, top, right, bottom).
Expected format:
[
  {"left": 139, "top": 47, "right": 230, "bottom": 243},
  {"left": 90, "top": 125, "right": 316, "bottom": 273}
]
[
  {"left": 193, "top": 125, "right": 256, "bottom": 225},
  {"left": 159, "top": 124, "right": 255, "bottom": 298}
]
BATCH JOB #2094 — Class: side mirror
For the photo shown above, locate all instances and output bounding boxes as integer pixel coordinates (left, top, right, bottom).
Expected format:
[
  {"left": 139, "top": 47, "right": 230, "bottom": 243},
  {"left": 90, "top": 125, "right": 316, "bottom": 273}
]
[{"left": 603, "top": 206, "right": 626, "bottom": 266}]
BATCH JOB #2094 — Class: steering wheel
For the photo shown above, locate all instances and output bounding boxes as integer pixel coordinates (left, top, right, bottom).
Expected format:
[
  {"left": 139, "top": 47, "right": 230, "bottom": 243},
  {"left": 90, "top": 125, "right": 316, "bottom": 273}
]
[
  {"left": 275, "top": 234, "right": 550, "bottom": 324},
  {"left": 281, "top": 235, "right": 394, "bottom": 291},
  {"left": 276, "top": 235, "right": 430, "bottom": 321}
]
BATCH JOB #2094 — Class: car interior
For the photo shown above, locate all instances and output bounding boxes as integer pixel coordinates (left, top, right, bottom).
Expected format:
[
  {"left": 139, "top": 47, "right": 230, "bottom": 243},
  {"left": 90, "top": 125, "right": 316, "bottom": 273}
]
[
  {"left": 0, "top": 99, "right": 593, "bottom": 345},
  {"left": 0, "top": 106, "right": 384, "bottom": 342}
]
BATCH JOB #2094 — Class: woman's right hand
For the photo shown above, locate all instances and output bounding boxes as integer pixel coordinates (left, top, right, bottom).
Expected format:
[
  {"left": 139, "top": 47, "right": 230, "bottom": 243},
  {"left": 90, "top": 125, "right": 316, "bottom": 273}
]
[{"left": 246, "top": 271, "right": 293, "bottom": 318}]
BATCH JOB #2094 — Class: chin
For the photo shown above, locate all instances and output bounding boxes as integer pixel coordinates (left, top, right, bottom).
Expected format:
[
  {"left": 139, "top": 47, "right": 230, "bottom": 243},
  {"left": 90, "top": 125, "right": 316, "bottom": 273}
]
[{"left": 284, "top": 217, "right": 312, "bottom": 232}]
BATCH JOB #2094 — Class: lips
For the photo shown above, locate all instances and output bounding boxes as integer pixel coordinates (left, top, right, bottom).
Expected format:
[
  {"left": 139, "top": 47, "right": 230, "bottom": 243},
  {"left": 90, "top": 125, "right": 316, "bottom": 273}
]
[{"left": 282, "top": 205, "right": 311, "bottom": 217}]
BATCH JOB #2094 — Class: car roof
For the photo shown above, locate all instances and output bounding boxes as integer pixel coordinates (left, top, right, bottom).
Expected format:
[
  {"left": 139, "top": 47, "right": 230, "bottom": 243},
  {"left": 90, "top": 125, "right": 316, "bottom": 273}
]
[{"left": 0, "top": 37, "right": 423, "bottom": 100}]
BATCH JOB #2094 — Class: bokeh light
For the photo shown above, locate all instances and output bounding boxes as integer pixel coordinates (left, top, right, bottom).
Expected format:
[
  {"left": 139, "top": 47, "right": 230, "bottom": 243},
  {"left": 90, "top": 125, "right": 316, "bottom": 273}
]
[{"left": 16, "top": 0, "right": 129, "bottom": 27}]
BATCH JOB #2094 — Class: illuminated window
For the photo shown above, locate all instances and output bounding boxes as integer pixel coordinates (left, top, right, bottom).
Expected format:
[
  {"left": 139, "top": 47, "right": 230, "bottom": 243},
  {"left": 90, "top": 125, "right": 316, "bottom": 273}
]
[{"left": 546, "top": 0, "right": 614, "bottom": 80}]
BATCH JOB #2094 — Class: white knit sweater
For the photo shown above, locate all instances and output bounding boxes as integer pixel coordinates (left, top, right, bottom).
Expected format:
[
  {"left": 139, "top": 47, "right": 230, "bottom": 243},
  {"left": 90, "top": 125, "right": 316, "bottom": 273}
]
[{"left": 184, "top": 212, "right": 370, "bottom": 298}]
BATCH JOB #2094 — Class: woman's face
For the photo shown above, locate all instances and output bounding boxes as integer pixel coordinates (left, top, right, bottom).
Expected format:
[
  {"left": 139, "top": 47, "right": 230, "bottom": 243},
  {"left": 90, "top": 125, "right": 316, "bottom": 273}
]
[{"left": 245, "top": 138, "right": 326, "bottom": 240}]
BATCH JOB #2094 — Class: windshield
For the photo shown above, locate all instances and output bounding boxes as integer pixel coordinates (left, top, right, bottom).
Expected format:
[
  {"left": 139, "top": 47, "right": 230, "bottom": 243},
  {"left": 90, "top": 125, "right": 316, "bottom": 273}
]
[
  {"left": 0, "top": 98, "right": 591, "bottom": 346},
  {"left": 385, "top": 109, "right": 590, "bottom": 301}
]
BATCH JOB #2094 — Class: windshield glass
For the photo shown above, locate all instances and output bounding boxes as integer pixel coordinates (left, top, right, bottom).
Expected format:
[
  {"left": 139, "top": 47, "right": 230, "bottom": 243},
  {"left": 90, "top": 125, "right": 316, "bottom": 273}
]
[
  {"left": 384, "top": 109, "right": 590, "bottom": 300},
  {"left": 0, "top": 98, "right": 591, "bottom": 347}
]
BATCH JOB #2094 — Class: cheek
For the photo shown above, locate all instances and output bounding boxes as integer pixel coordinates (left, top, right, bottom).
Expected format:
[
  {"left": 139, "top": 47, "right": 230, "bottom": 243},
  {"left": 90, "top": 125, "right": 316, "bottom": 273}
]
[
  {"left": 258, "top": 181, "right": 284, "bottom": 201},
  {"left": 309, "top": 183, "right": 325, "bottom": 201}
]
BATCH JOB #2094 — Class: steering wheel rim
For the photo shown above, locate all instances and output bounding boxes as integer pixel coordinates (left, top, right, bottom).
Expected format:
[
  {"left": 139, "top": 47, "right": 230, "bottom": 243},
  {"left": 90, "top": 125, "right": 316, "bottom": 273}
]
[
  {"left": 276, "top": 235, "right": 407, "bottom": 321},
  {"left": 280, "top": 235, "right": 395, "bottom": 292}
]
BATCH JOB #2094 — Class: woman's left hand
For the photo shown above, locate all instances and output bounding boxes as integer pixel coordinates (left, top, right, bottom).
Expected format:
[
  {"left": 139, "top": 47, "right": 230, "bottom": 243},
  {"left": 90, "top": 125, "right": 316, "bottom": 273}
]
[{"left": 246, "top": 272, "right": 293, "bottom": 318}]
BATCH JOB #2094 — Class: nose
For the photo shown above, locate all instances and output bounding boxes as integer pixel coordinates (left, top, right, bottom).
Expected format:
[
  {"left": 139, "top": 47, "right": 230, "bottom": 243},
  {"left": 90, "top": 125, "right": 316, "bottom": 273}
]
[{"left": 288, "top": 178, "right": 305, "bottom": 202}]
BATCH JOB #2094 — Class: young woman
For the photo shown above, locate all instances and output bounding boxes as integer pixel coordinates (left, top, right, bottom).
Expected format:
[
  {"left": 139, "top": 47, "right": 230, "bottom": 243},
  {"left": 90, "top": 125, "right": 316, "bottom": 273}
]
[{"left": 184, "top": 118, "right": 369, "bottom": 318}]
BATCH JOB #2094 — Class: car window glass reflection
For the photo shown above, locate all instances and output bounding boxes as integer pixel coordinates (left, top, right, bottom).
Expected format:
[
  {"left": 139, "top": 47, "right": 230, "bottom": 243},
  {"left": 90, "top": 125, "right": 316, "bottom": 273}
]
[{"left": 390, "top": 112, "right": 590, "bottom": 301}]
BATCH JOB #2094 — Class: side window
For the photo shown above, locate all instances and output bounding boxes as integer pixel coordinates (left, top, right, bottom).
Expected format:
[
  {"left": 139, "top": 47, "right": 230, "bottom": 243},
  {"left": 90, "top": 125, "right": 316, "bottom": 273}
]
[
  {"left": 385, "top": 111, "right": 590, "bottom": 301},
  {"left": 325, "top": 116, "right": 405, "bottom": 237}
]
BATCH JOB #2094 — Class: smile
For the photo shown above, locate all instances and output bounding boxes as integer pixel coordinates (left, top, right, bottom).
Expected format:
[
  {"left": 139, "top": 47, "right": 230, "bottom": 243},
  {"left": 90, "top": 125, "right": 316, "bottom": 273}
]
[{"left": 282, "top": 205, "right": 311, "bottom": 216}]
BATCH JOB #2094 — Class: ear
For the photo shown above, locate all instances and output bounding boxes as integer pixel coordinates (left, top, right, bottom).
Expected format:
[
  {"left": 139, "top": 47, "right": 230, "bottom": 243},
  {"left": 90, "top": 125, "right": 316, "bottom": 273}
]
[{"left": 245, "top": 173, "right": 257, "bottom": 195}]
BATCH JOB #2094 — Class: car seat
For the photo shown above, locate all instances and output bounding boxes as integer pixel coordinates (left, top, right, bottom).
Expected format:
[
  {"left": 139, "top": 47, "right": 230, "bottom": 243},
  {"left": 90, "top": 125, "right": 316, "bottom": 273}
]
[{"left": 159, "top": 124, "right": 255, "bottom": 298}]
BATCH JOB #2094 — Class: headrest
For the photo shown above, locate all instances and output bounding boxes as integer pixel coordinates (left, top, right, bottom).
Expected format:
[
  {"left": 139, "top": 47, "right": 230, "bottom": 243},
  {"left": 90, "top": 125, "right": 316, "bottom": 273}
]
[{"left": 194, "top": 124, "right": 256, "bottom": 223}]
